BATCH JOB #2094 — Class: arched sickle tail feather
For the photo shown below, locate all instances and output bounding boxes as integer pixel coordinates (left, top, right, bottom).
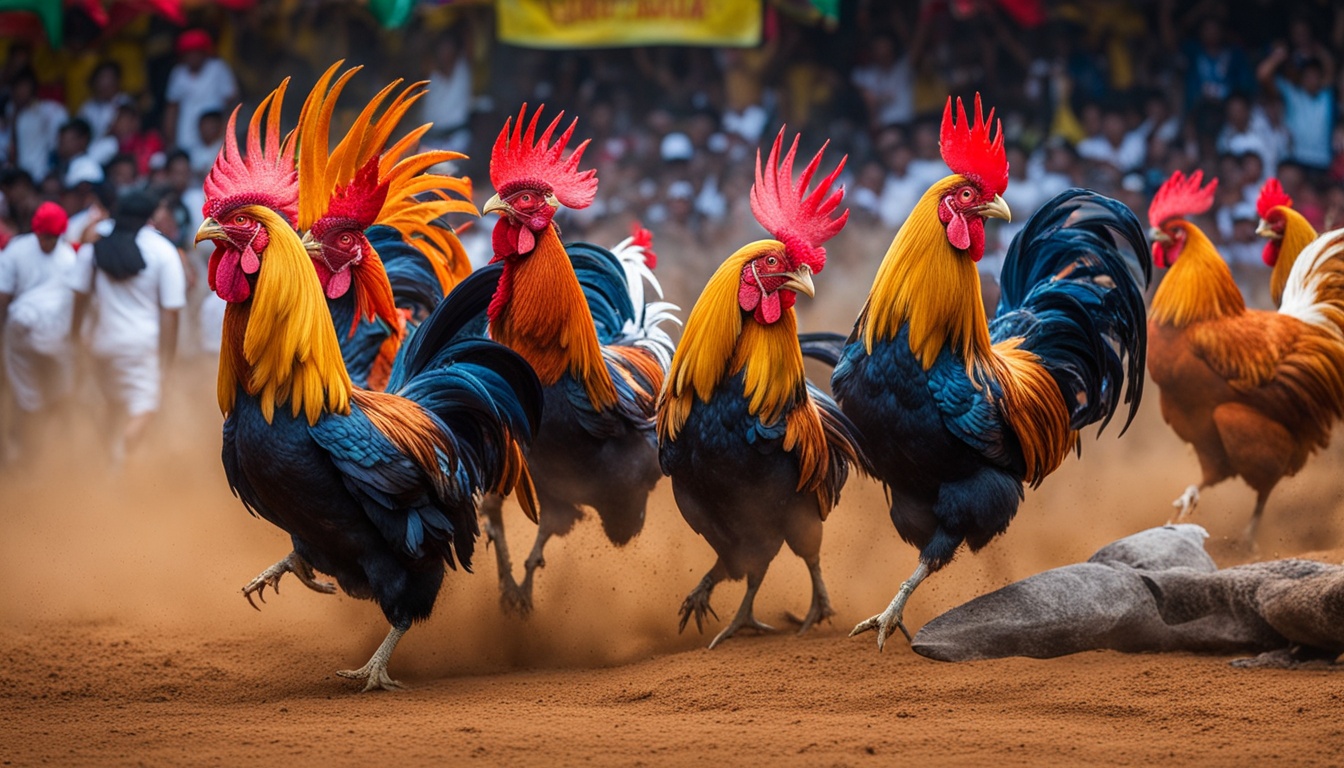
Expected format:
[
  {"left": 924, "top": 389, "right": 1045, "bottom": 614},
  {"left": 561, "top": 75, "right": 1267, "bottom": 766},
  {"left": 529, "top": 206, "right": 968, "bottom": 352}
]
[{"left": 991, "top": 189, "right": 1152, "bottom": 436}]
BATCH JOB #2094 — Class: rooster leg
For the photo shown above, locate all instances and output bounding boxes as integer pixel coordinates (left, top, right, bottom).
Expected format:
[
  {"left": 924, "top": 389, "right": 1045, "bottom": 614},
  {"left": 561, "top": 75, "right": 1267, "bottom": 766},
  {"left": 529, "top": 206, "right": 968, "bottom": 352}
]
[
  {"left": 678, "top": 561, "right": 727, "bottom": 635},
  {"left": 337, "top": 624, "right": 407, "bottom": 692},
  {"left": 785, "top": 558, "right": 835, "bottom": 635},
  {"left": 512, "top": 525, "right": 559, "bottom": 616},
  {"left": 241, "top": 551, "right": 336, "bottom": 609},
  {"left": 1242, "top": 492, "right": 1269, "bottom": 553},
  {"left": 480, "top": 493, "right": 528, "bottom": 616},
  {"left": 708, "top": 573, "right": 774, "bottom": 649},
  {"left": 850, "top": 561, "right": 931, "bottom": 651},
  {"left": 1168, "top": 484, "right": 1201, "bottom": 523}
]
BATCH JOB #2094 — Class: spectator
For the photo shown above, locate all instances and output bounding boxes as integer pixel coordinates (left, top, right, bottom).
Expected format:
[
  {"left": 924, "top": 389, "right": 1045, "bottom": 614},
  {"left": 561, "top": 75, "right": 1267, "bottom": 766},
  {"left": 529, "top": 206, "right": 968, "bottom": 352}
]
[
  {"left": 1258, "top": 46, "right": 1336, "bottom": 172},
  {"left": 1076, "top": 107, "right": 1146, "bottom": 172},
  {"left": 851, "top": 28, "right": 925, "bottom": 130},
  {"left": 1180, "top": 16, "right": 1255, "bottom": 112},
  {"left": 418, "top": 30, "right": 474, "bottom": 156},
  {"left": 77, "top": 61, "right": 131, "bottom": 141},
  {"left": 109, "top": 103, "right": 165, "bottom": 177},
  {"left": 68, "top": 191, "right": 186, "bottom": 464},
  {"left": 1216, "top": 94, "right": 1275, "bottom": 172},
  {"left": 4, "top": 68, "right": 68, "bottom": 182},
  {"left": 162, "top": 29, "right": 237, "bottom": 159},
  {"left": 0, "top": 202, "right": 78, "bottom": 460},
  {"left": 0, "top": 169, "right": 40, "bottom": 242},
  {"left": 188, "top": 110, "right": 225, "bottom": 177},
  {"left": 53, "top": 118, "right": 97, "bottom": 185}
]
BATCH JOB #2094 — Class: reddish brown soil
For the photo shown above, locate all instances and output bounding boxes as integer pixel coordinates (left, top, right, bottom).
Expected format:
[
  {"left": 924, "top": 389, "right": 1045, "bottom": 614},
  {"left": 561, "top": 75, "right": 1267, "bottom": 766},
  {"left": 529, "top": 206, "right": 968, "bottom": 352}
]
[{"left": 3, "top": 355, "right": 1343, "bottom": 766}]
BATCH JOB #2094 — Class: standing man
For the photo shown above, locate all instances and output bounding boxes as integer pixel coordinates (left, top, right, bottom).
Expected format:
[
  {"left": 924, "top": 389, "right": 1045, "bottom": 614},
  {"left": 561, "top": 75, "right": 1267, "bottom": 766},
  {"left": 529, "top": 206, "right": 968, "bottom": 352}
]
[
  {"left": 161, "top": 30, "right": 237, "bottom": 159},
  {"left": 68, "top": 191, "right": 185, "bottom": 464},
  {"left": 0, "top": 202, "right": 78, "bottom": 462}
]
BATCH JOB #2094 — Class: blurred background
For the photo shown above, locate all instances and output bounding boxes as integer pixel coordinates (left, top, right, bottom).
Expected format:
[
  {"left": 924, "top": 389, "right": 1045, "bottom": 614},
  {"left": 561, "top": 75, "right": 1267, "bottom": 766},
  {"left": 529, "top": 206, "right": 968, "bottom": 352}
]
[{"left": 4, "top": 0, "right": 1344, "bottom": 318}]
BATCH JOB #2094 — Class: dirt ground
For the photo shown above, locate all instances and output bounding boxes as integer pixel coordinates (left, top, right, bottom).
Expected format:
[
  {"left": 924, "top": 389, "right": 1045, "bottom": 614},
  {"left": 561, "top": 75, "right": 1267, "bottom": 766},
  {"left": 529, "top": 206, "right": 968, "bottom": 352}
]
[{"left": 3, "top": 343, "right": 1344, "bottom": 766}]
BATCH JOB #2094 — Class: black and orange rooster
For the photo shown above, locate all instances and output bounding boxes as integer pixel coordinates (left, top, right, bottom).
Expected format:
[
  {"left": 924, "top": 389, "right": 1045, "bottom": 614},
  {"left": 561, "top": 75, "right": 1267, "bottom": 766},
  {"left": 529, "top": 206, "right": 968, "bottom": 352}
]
[
  {"left": 1148, "top": 170, "right": 1344, "bottom": 546},
  {"left": 197, "top": 82, "right": 541, "bottom": 691},
  {"left": 1255, "top": 178, "right": 1318, "bottom": 307},
  {"left": 658, "top": 130, "right": 869, "bottom": 648},
  {"left": 293, "top": 62, "right": 477, "bottom": 391},
  {"left": 831, "top": 95, "right": 1151, "bottom": 649},
  {"left": 453, "top": 105, "right": 676, "bottom": 616}
]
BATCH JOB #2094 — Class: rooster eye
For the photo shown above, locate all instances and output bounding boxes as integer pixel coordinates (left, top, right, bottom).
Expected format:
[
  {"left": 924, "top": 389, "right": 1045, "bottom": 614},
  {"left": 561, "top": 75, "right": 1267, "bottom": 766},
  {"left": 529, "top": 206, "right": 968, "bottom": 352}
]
[
  {"left": 766, "top": 256, "right": 779, "bottom": 267},
  {"left": 960, "top": 189, "right": 974, "bottom": 202},
  {"left": 519, "top": 194, "right": 532, "bottom": 204},
  {"left": 234, "top": 215, "right": 247, "bottom": 225},
  {"left": 340, "top": 234, "right": 353, "bottom": 245}
]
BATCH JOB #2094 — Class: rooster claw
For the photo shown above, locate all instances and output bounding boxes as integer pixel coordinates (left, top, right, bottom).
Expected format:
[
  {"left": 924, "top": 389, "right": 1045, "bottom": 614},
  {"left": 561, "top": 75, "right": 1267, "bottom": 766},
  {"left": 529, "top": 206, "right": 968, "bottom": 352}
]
[
  {"left": 1168, "top": 484, "right": 1200, "bottom": 523},
  {"left": 241, "top": 552, "right": 335, "bottom": 610}
]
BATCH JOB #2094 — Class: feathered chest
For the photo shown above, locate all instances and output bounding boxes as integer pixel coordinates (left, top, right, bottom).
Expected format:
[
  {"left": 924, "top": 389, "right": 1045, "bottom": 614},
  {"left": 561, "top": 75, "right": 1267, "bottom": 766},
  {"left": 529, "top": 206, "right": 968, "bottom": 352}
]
[{"left": 489, "top": 229, "right": 616, "bottom": 407}]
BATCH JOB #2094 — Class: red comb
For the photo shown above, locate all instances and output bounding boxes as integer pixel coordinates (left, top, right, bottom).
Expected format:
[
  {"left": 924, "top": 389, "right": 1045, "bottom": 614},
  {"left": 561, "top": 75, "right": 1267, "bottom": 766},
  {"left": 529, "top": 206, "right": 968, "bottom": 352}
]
[
  {"left": 1149, "top": 170, "right": 1217, "bottom": 228},
  {"left": 749, "top": 128, "right": 849, "bottom": 274},
  {"left": 326, "top": 158, "right": 389, "bottom": 227},
  {"left": 630, "top": 221, "right": 657, "bottom": 269},
  {"left": 1256, "top": 177, "right": 1293, "bottom": 219},
  {"left": 939, "top": 93, "right": 1007, "bottom": 197},
  {"left": 202, "top": 79, "right": 298, "bottom": 223},
  {"left": 490, "top": 103, "right": 597, "bottom": 210}
]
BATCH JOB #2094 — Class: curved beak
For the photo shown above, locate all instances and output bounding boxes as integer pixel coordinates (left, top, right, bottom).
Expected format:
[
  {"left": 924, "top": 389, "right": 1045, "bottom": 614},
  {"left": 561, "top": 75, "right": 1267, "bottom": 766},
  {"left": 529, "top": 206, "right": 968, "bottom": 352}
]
[
  {"left": 1149, "top": 227, "right": 1173, "bottom": 245},
  {"left": 195, "top": 217, "right": 224, "bottom": 245},
  {"left": 974, "top": 194, "right": 1011, "bottom": 222},
  {"left": 300, "top": 230, "right": 322, "bottom": 257},
  {"left": 781, "top": 264, "right": 815, "bottom": 298},
  {"left": 1255, "top": 219, "right": 1280, "bottom": 240},
  {"left": 482, "top": 193, "right": 509, "bottom": 217}
]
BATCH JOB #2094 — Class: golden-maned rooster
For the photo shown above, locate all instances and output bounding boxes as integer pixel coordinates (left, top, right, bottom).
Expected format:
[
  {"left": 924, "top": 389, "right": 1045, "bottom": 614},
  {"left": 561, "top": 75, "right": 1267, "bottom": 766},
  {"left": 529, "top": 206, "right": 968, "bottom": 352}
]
[
  {"left": 830, "top": 94, "right": 1151, "bottom": 649},
  {"left": 197, "top": 81, "right": 541, "bottom": 691},
  {"left": 658, "top": 130, "right": 870, "bottom": 648},
  {"left": 464, "top": 104, "right": 678, "bottom": 615},
  {"left": 1149, "top": 170, "right": 1344, "bottom": 546},
  {"left": 1255, "top": 178, "right": 1318, "bottom": 307},
  {"left": 292, "top": 62, "right": 477, "bottom": 391}
]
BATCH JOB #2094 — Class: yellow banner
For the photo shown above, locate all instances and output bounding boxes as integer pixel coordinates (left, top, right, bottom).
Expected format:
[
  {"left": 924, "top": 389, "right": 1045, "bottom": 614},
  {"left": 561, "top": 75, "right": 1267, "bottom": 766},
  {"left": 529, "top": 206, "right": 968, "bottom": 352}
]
[{"left": 497, "top": 0, "right": 762, "bottom": 48}]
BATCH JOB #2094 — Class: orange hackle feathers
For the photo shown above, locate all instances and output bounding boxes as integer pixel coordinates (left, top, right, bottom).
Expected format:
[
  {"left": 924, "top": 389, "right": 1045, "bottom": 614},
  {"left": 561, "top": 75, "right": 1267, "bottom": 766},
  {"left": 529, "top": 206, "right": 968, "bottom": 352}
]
[
  {"left": 750, "top": 128, "right": 849, "bottom": 273},
  {"left": 1256, "top": 178, "right": 1293, "bottom": 220},
  {"left": 1149, "top": 170, "right": 1217, "bottom": 228},
  {"left": 939, "top": 94, "right": 1007, "bottom": 197},
  {"left": 203, "top": 79, "right": 298, "bottom": 223},
  {"left": 218, "top": 206, "right": 352, "bottom": 425},
  {"left": 490, "top": 227, "right": 617, "bottom": 408},
  {"left": 1150, "top": 204, "right": 1247, "bottom": 328},
  {"left": 490, "top": 103, "right": 597, "bottom": 209}
]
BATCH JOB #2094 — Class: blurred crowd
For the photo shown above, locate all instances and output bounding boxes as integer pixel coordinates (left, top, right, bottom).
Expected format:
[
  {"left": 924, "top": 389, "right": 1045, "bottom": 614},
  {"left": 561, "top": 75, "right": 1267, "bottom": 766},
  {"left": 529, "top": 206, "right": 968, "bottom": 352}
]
[{"left": 3, "top": 0, "right": 1344, "bottom": 459}]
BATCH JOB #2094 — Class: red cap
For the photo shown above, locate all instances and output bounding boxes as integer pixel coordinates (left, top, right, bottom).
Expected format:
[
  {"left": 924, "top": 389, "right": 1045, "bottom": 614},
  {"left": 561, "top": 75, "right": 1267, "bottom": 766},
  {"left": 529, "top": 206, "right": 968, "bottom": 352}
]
[
  {"left": 31, "top": 202, "right": 68, "bottom": 236},
  {"left": 176, "top": 29, "right": 214, "bottom": 55}
]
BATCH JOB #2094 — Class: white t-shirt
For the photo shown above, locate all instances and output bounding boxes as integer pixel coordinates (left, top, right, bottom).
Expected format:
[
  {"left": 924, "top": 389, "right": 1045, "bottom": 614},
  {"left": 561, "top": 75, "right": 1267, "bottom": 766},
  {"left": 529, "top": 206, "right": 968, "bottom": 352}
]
[
  {"left": 0, "top": 233, "right": 77, "bottom": 354},
  {"left": 8, "top": 99, "right": 69, "bottom": 181},
  {"left": 165, "top": 58, "right": 237, "bottom": 155},
  {"left": 851, "top": 57, "right": 915, "bottom": 127},
  {"left": 69, "top": 226, "right": 187, "bottom": 357}
]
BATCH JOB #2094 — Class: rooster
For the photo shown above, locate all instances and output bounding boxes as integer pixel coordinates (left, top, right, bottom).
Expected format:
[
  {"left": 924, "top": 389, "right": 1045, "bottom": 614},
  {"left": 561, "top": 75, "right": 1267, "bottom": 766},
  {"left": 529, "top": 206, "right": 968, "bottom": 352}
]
[
  {"left": 1149, "top": 170, "right": 1344, "bottom": 546},
  {"left": 658, "top": 130, "right": 869, "bottom": 648},
  {"left": 471, "top": 104, "right": 678, "bottom": 615},
  {"left": 197, "top": 82, "right": 542, "bottom": 691},
  {"left": 294, "top": 62, "right": 477, "bottom": 390},
  {"left": 1255, "top": 178, "right": 1318, "bottom": 307},
  {"left": 831, "top": 95, "right": 1151, "bottom": 649}
]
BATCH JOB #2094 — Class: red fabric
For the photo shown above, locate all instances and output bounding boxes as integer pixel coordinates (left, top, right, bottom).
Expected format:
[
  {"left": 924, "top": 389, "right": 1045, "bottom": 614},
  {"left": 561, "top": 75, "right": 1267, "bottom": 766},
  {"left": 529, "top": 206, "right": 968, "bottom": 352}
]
[
  {"left": 175, "top": 28, "right": 213, "bottom": 55},
  {"left": 30, "top": 202, "right": 68, "bottom": 236}
]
